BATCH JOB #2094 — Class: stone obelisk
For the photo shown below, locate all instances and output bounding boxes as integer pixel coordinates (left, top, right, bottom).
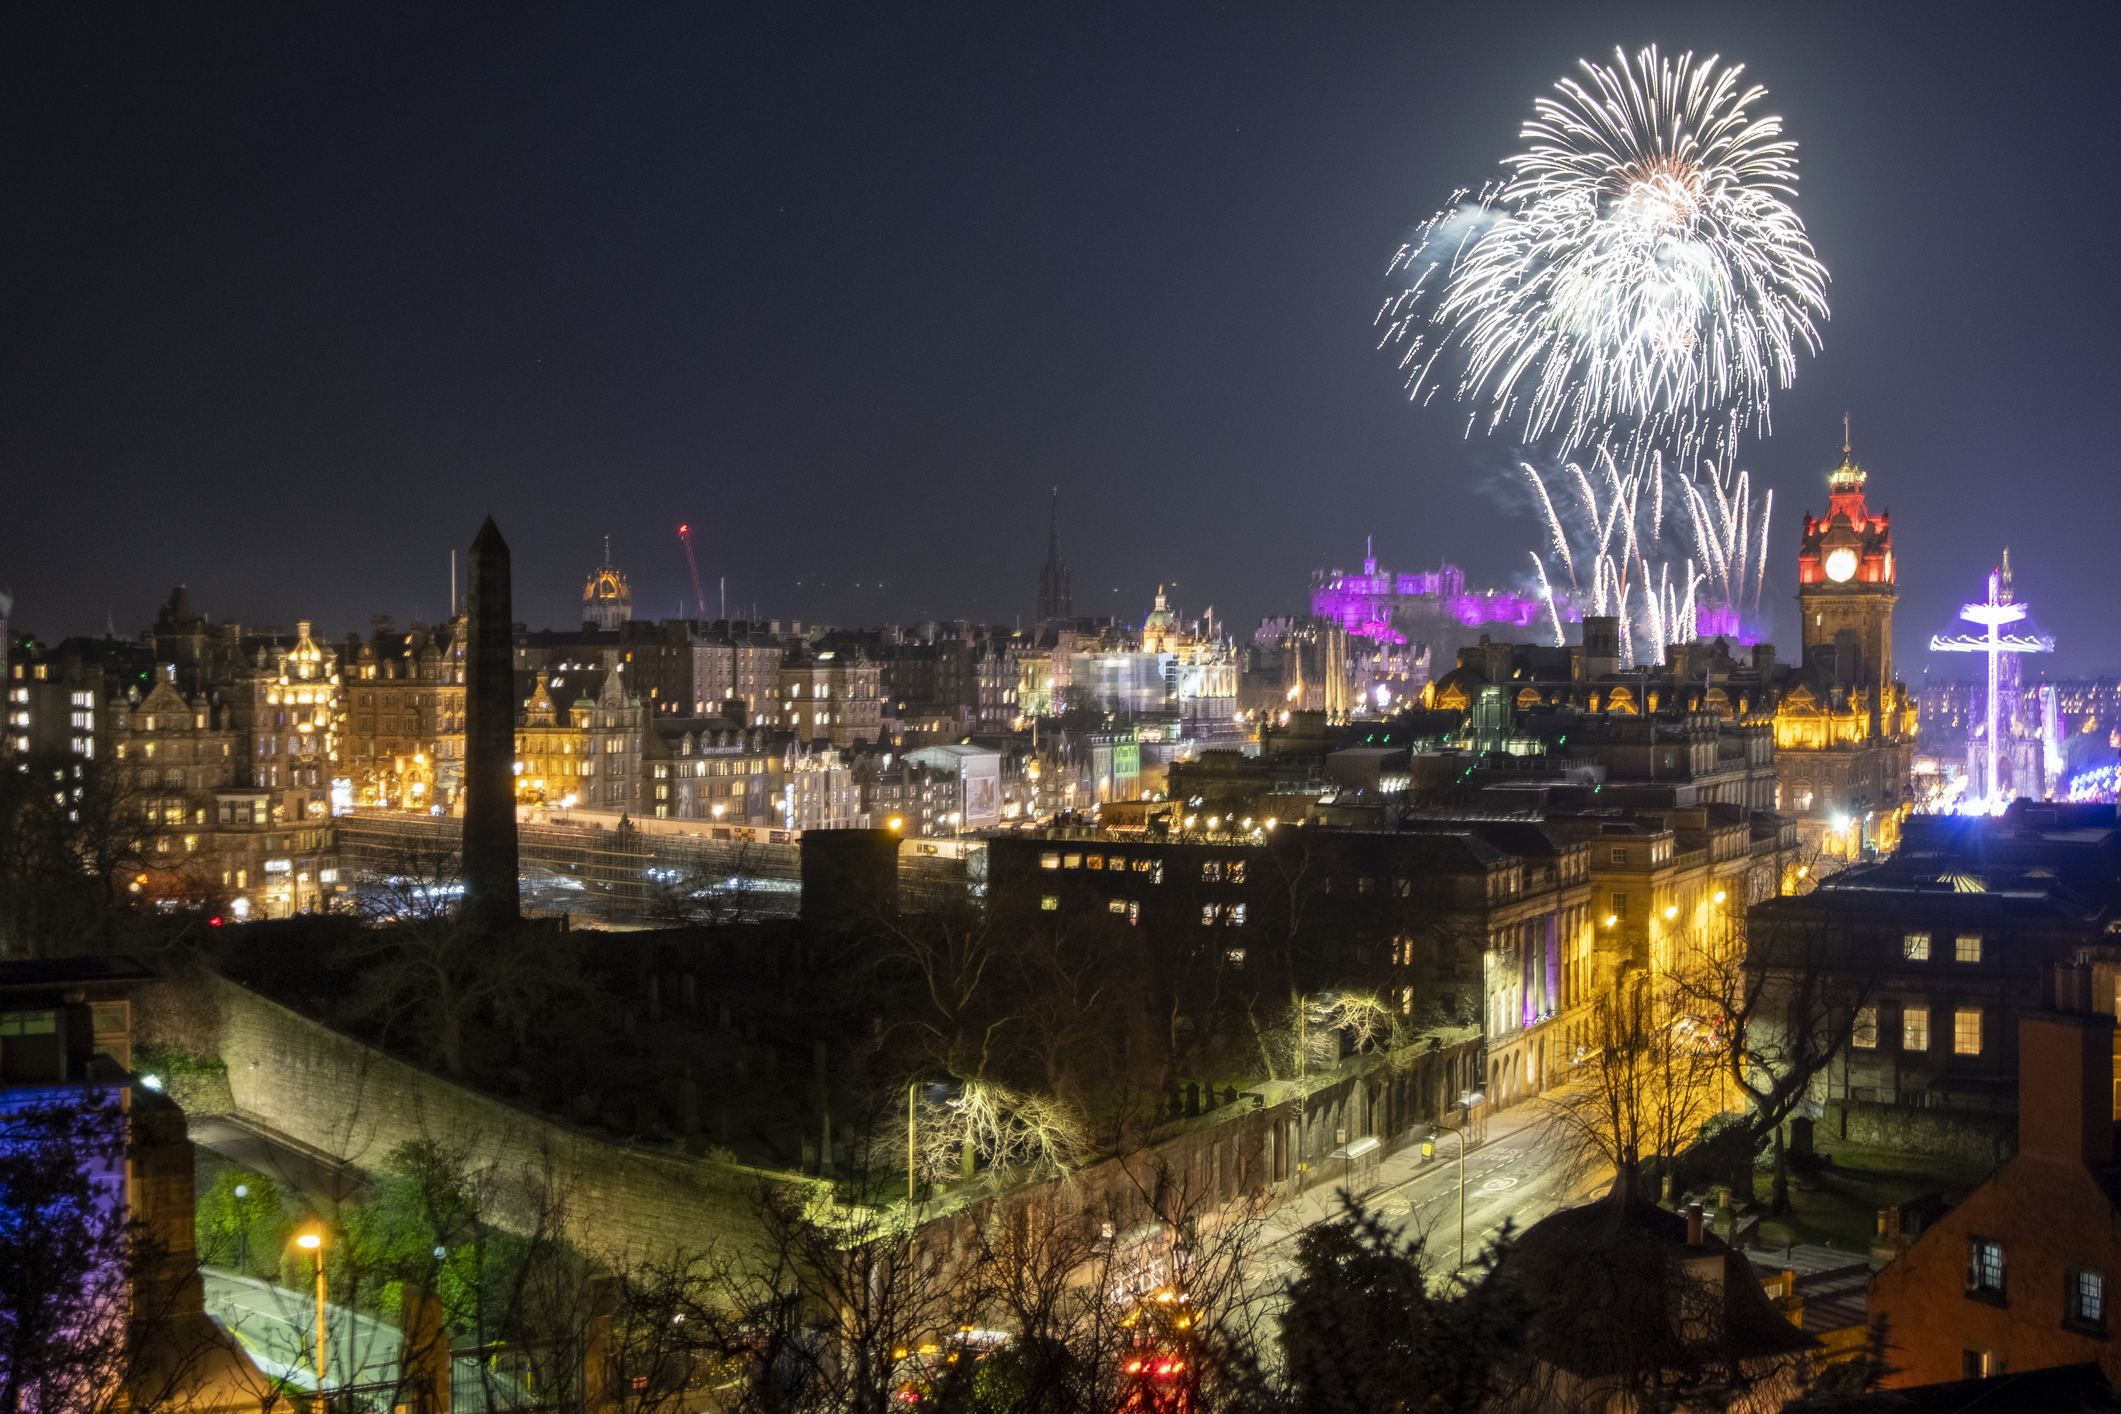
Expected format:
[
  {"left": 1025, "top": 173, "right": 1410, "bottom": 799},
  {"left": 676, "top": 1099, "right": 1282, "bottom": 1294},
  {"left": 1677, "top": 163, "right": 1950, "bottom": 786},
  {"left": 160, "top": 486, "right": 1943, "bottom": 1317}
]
[{"left": 462, "top": 517, "right": 520, "bottom": 930}]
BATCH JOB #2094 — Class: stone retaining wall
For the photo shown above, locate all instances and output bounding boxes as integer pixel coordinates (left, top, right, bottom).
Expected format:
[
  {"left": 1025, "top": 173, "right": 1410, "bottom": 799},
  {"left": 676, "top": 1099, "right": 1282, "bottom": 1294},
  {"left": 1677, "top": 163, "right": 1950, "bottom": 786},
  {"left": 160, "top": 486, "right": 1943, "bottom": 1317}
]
[
  {"left": 151, "top": 969, "right": 1481, "bottom": 1265},
  {"left": 1824, "top": 1098, "right": 2017, "bottom": 1169},
  {"left": 190, "top": 973, "right": 770, "bottom": 1259}
]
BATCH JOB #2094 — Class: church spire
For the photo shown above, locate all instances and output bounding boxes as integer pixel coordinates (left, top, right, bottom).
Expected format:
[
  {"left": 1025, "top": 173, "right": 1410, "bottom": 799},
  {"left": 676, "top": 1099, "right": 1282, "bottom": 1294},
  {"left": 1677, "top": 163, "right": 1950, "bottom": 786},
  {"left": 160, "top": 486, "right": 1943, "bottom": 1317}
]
[{"left": 1036, "top": 488, "right": 1072, "bottom": 623}]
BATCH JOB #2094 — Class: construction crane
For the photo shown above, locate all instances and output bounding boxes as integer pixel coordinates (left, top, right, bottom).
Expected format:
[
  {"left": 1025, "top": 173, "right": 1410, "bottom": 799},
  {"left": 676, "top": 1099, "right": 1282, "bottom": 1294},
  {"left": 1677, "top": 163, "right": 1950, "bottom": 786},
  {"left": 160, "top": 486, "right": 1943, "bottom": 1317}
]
[{"left": 677, "top": 524, "right": 708, "bottom": 621}]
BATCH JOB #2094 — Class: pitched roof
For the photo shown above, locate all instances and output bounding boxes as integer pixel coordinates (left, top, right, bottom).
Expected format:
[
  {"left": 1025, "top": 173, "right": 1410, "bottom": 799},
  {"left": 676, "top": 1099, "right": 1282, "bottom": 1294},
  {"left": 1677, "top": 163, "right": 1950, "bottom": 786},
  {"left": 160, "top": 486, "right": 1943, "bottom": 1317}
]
[{"left": 1498, "top": 1171, "right": 1817, "bottom": 1382}]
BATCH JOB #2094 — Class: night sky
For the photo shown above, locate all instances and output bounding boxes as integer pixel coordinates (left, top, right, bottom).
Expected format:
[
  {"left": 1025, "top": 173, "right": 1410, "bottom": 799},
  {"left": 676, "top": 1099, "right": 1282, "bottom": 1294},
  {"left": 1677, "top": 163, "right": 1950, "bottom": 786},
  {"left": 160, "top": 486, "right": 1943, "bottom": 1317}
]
[{"left": 5, "top": 3, "right": 2119, "bottom": 676}]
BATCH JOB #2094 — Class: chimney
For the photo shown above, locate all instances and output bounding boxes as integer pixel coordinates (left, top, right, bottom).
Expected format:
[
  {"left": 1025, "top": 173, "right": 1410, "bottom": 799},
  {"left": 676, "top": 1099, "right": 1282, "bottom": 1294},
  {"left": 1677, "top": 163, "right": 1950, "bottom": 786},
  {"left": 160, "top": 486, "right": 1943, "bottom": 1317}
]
[
  {"left": 2018, "top": 987, "right": 2116, "bottom": 1167},
  {"left": 1583, "top": 616, "right": 1619, "bottom": 681},
  {"left": 1686, "top": 1201, "right": 1705, "bottom": 1246}
]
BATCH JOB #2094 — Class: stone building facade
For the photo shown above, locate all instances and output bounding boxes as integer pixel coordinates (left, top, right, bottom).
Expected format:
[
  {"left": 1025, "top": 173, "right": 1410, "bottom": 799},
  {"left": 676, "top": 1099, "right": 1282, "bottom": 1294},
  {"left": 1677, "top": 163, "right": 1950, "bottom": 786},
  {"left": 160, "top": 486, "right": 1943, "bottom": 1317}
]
[
  {"left": 775, "top": 643, "right": 883, "bottom": 747},
  {"left": 343, "top": 616, "right": 467, "bottom": 811}
]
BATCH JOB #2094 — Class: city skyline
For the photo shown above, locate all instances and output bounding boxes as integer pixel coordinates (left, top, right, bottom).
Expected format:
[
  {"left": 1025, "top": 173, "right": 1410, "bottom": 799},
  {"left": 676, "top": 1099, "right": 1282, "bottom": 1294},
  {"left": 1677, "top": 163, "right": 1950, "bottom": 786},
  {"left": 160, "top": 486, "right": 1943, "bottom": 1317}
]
[{"left": 5, "top": 4, "right": 2120, "bottom": 671}]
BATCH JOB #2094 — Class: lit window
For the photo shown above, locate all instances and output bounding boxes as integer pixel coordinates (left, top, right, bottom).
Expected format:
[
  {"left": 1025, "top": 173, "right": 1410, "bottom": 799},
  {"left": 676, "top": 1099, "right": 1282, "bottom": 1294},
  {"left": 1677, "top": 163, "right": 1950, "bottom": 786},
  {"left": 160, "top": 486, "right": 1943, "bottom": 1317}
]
[
  {"left": 1904, "top": 1006, "right": 1930, "bottom": 1052},
  {"left": 1904, "top": 933, "right": 1931, "bottom": 961},
  {"left": 1202, "top": 860, "right": 1223, "bottom": 883},
  {"left": 1085, "top": 854, "right": 1102, "bottom": 870},
  {"left": 2072, "top": 1271, "right": 2106, "bottom": 1329},
  {"left": 1201, "top": 905, "right": 1218, "bottom": 926},
  {"left": 1954, "top": 1008, "right": 1982, "bottom": 1055},
  {"left": 1040, "top": 895, "right": 1058, "bottom": 911},
  {"left": 1967, "top": 1237, "right": 2005, "bottom": 1295},
  {"left": 1230, "top": 903, "right": 1246, "bottom": 927},
  {"left": 1229, "top": 860, "right": 1246, "bottom": 884},
  {"left": 1108, "top": 898, "right": 1126, "bottom": 914},
  {"left": 0, "top": 1011, "right": 56, "bottom": 1036},
  {"left": 1063, "top": 854, "right": 1081, "bottom": 869},
  {"left": 1040, "top": 853, "right": 1059, "bottom": 870},
  {"left": 1956, "top": 935, "right": 1982, "bottom": 963},
  {"left": 1852, "top": 1007, "right": 1878, "bottom": 1049}
]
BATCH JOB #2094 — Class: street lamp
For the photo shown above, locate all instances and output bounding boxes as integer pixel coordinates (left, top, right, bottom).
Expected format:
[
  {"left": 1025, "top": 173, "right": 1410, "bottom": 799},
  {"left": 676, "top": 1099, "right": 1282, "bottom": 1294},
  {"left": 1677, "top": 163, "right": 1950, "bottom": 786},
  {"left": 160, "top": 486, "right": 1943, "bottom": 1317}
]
[
  {"left": 232, "top": 1184, "right": 249, "bottom": 1272},
  {"left": 295, "top": 1226, "right": 327, "bottom": 1392},
  {"left": 1421, "top": 1090, "right": 1488, "bottom": 1269}
]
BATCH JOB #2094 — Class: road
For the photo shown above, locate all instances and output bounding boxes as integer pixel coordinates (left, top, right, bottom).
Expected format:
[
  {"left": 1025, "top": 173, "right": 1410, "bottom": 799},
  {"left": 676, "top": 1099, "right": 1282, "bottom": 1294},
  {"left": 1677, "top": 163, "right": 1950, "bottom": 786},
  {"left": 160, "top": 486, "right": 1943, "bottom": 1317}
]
[
  {"left": 201, "top": 1271, "right": 539, "bottom": 1412},
  {"left": 201, "top": 1269, "right": 402, "bottom": 1394},
  {"left": 1247, "top": 1102, "right": 1609, "bottom": 1289}
]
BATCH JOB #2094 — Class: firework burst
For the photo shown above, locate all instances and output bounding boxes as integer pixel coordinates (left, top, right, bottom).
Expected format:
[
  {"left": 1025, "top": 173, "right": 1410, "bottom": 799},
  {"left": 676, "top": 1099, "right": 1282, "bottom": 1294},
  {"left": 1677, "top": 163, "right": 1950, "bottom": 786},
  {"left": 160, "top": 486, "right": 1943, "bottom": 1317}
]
[{"left": 1380, "top": 45, "right": 1829, "bottom": 471}]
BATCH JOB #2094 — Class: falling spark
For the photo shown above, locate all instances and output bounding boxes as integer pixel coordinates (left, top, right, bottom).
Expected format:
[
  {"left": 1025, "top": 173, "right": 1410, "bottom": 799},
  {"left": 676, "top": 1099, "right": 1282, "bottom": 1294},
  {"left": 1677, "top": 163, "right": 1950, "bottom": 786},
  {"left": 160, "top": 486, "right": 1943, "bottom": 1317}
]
[{"left": 1530, "top": 552, "right": 1567, "bottom": 647}]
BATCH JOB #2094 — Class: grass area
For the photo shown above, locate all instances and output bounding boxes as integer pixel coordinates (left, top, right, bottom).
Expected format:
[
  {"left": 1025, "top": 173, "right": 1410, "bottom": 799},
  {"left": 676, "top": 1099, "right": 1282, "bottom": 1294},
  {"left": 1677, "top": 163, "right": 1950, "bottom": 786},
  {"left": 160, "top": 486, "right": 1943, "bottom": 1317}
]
[{"left": 1746, "top": 1141, "right": 1993, "bottom": 1253}]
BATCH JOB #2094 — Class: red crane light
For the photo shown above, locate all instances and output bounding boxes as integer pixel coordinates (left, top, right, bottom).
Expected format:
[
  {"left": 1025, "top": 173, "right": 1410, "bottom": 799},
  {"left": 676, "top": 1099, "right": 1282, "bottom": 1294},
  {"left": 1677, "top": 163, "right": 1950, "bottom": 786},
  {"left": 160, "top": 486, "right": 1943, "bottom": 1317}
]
[{"left": 677, "top": 524, "right": 707, "bottom": 621}]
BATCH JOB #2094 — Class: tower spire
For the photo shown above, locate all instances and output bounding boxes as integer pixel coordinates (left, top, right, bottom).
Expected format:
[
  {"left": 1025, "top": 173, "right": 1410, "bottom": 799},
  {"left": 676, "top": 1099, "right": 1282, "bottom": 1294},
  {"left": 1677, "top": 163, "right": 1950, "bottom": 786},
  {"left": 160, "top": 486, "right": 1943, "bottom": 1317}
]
[{"left": 1036, "top": 488, "right": 1072, "bottom": 623}]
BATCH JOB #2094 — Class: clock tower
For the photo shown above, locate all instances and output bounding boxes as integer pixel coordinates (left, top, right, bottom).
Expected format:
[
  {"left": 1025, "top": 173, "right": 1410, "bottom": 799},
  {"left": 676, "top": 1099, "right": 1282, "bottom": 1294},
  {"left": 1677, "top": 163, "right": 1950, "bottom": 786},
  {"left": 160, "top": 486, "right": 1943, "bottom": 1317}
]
[
  {"left": 1795, "top": 434, "right": 1896, "bottom": 733},
  {"left": 1771, "top": 429, "right": 1916, "bottom": 864}
]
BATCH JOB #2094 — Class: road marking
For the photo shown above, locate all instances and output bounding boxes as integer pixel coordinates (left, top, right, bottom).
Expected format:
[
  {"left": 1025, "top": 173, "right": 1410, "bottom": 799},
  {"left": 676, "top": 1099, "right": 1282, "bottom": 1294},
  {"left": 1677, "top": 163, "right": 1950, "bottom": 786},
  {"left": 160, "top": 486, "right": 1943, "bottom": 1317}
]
[{"left": 1480, "top": 1177, "right": 1519, "bottom": 1192}]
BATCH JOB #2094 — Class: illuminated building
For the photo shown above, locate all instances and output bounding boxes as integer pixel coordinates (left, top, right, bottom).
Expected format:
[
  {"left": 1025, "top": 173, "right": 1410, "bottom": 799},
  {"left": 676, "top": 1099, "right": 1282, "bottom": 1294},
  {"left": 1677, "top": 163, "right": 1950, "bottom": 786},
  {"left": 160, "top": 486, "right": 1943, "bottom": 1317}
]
[
  {"left": 1310, "top": 547, "right": 1571, "bottom": 668},
  {"left": 1424, "top": 623, "right": 1780, "bottom": 810},
  {"left": 774, "top": 641, "right": 883, "bottom": 746},
  {"left": 0, "top": 958, "right": 289, "bottom": 1410},
  {"left": 109, "top": 664, "right": 335, "bottom": 918},
  {"left": 582, "top": 536, "right": 632, "bottom": 630},
  {"left": 1250, "top": 615, "right": 1429, "bottom": 719},
  {"left": 85, "top": 592, "right": 347, "bottom": 916},
  {"left": 344, "top": 615, "right": 466, "bottom": 811},
  {"left": 855, "top": 750, "right": 961, "bottom": 837},
  {"left": 1061, "top": 590, "right": 1239, "bottom": 742},
  {"left": 1771, "top": 438, "right": 1916, "bottom": 859},
  {"left": 1255, "top": 615, "right": 1348, "bottom": 715},
  {"left": 1749, "top": 801, "right": 2121, "bottom": 1142},
  {"left": 686, "top": 619, "right": 784, "bottom": 721},
  {"left": 513, "top": 670, "right": 584, "bottom": 808},
  {"left": 5, "top": 643, "right": 108, "bottom": 763},
  {"left": 1015, "top": 629, "right": 1076, "bottom": 718},
  {"left": 646, "top": 722, "right": 780, "bottom": 828},
  {"left": 576, "top": 657, "right": 646, "bottom": 813}
]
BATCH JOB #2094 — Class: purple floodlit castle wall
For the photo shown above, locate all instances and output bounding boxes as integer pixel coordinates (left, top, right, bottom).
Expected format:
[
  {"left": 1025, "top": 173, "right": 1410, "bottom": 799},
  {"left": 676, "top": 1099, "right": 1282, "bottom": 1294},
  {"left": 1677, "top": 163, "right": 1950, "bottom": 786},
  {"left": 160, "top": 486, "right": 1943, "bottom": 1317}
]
[
  {"left": 1310, "top": 559, "right": 1571, "bottom": 644},
  {"left": 1312, "top": 556, "right": 1752, "bottom": 647},
  {"left": 1694, "top": 602, "right": 1745, "bottom": 642}
]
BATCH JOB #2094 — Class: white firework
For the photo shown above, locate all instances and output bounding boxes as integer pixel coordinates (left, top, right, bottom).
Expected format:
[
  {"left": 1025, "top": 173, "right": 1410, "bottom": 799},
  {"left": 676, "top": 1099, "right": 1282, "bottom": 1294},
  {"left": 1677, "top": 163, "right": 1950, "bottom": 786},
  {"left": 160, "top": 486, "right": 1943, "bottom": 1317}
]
[
  {"left": 1522, "top": 451, "right": 1766, "bottom": 659},
  {"left": 1380, "top": 45, "right": 1829, "bottom": 471}
]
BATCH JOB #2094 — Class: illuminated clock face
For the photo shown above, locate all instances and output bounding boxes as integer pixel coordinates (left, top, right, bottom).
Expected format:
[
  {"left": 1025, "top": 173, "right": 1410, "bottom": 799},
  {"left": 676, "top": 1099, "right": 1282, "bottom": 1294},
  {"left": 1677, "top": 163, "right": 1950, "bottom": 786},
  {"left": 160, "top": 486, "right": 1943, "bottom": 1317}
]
[{"left": 1824, "top": 548, "right": 1858, "bottom": 583}]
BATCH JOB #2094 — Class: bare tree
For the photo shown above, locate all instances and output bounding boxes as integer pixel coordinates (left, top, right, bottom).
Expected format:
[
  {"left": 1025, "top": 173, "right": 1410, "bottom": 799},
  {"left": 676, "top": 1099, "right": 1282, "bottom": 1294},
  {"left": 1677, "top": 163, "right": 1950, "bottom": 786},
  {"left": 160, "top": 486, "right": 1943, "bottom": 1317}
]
[
  {"left": 337, "top": 843, "right": 582, "bottom": 1079},
  {"left": 1543, "top": 982, "right": 1728, "bottom": 1193},
  {"left": 645, "top": 840, "right": 772, "bottom": 926},
  {"left": 0, "top": 752, "right": 169, "bottom": 959},
  {"left": 1685, "top": 904, "right": 1883, "bottom": 1150}
]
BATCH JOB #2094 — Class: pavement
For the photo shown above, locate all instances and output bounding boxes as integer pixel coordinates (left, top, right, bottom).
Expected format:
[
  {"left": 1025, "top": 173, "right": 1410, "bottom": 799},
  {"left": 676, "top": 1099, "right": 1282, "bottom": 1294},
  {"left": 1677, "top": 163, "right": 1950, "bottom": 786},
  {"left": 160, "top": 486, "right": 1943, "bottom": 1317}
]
[
  {"left": 190, "top": 1112, "right": 374, "bottom": 1207},
  {"left": 1248, "top": 1100, "right": 1608, "bottom": 1286}
]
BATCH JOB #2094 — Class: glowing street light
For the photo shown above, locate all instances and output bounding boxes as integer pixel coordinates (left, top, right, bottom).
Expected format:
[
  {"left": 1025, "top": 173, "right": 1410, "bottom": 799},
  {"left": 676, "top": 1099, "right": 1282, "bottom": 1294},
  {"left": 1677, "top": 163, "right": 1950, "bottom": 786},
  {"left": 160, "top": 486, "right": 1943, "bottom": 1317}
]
[
  {"left": 1421, "top": 1089, "right": 1489, "bottom": 1269},
  {"left": 294, "top": 1226, "right": 327, "bottom": 1391}
]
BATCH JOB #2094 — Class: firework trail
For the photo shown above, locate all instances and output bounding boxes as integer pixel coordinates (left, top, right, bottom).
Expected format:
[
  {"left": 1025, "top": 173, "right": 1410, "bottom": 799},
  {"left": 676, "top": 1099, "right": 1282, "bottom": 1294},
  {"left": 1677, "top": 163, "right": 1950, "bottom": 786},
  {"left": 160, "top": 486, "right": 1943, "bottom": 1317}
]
[
  {"left": 1678, "top": 461, "right": 1774, "bottom": 618},
  {"left": 1521, "top": 451, "right": 1769, "bottom": 653},
  {"left": 1529, "top": 552, "right": 1568, "bottom": 647},
  {"left": 1380, "top": 45, "right": 1829, "bottom": 472}
]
